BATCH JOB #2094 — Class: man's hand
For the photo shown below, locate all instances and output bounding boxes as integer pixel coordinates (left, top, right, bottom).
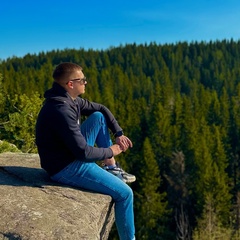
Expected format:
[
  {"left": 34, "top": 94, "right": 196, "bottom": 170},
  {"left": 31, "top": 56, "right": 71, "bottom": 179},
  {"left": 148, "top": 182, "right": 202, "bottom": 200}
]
[
  {"left": 110, "top": 144, "right": 123, "bottom": 156},
  {"left": 115, "top": 135, "right": 133, "bottom": 152}
]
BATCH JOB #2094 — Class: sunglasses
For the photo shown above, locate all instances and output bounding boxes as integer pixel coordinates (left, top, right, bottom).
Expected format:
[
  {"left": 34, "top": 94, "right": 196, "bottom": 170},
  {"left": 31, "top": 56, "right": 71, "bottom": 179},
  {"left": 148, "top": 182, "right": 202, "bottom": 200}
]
[{"left": 66, "top": 77, "right": 87, "bottom": 85}]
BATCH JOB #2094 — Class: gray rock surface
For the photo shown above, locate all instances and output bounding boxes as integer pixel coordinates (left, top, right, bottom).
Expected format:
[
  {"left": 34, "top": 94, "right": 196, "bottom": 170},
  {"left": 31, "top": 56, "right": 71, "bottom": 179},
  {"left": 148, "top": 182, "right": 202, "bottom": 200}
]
[{"left": 0, "top": 152, "right": 115, "bottom": 240}]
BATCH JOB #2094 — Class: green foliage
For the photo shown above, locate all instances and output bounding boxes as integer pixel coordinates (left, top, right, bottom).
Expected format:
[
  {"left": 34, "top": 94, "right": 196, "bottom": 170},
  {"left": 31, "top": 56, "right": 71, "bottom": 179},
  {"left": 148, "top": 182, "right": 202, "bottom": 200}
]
[
  {"left": 0, "top": 73, "right": 4, "bottom": 108},
  {"left": 192, "top": 195, "right": 239, "bottom": 240},
  {"left": 3, "top": 93, "right": 43, "bottom": 153},
  {"left": 0, "top": 140, "right": 21, "bottom": 153}
]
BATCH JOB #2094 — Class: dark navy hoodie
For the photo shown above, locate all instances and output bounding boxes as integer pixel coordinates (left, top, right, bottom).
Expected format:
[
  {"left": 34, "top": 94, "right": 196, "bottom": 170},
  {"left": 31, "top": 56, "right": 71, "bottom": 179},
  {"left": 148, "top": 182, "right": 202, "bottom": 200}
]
[{"left": 35, "top": 82, "right": 122, "bottom": 176}]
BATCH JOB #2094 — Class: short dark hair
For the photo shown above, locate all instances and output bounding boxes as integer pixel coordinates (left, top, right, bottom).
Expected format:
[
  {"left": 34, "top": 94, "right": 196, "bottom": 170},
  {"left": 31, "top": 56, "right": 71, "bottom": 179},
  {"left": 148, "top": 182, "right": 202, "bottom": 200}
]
[{"left": 52, "top": 62, "right": 83, "bottom": 81}]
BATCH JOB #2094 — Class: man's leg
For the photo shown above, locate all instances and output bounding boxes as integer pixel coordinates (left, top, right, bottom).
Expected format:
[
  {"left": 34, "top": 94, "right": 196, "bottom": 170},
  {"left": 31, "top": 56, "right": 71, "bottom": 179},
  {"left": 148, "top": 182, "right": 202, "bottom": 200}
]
[
  {"left": 80, "top": 111, "right": 113, "bottom": 149},
  {"left": 81, "top": 112, "right": 136, "bottom": 183},
  {"left": 51, "top": 160, "right": 135, "bottom": 240},
  {"left": 80, "top": 111, "right": 115, "bottom": 165}
]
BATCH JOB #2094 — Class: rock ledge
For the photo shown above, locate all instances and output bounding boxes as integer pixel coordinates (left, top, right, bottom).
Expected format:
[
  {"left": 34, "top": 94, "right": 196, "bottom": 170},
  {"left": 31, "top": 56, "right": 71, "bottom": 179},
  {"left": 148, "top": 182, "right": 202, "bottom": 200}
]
[{"left": 0, "top": 152, "right": 114, "bottom": 240}]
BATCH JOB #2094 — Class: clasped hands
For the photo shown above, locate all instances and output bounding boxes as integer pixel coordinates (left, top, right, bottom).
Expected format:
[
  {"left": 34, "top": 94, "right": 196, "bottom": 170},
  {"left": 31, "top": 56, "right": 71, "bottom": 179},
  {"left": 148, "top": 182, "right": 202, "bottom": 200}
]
[
  {"left": 109, "top": 135, "right": 133, "bottom": 157},
  {"left": 115, "top": 135, "right": 133, "bottom": 152}
]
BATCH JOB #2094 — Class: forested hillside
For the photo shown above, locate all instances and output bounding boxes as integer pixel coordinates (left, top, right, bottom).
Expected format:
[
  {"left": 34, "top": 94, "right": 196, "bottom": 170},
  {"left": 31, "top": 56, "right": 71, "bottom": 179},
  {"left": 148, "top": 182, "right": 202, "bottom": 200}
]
[{"left": 1, "top": 40, "right": 240, "bottom": 239}]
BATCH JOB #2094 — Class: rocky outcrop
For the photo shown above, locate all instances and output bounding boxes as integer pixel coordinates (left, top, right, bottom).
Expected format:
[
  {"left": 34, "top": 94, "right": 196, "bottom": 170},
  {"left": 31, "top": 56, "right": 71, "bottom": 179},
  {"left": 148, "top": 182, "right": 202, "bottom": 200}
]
[{"left": 0, "top": 152, "right": 115, "bottom": 240}]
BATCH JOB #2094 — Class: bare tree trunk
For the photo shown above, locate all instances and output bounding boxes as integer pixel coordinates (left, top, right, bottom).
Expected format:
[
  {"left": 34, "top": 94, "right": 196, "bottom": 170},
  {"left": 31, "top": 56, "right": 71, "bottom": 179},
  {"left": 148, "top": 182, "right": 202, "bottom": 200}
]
[{"left": 175, "top": 203, "right": 191, "bottom": 240}]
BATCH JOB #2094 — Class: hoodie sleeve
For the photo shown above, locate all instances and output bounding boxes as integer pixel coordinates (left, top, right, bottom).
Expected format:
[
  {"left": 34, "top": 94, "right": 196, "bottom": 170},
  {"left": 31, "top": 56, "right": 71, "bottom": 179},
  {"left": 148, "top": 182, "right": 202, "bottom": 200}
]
[{"left": 78, "top": 98, "right": 123, "bottom": 135}]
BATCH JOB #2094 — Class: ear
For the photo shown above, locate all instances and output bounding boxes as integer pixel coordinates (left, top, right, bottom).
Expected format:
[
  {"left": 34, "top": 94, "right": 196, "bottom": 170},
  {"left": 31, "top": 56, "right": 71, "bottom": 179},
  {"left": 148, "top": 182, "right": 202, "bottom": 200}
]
[{"left": 66, "top": 81, "right": 74, "bottom": 89}]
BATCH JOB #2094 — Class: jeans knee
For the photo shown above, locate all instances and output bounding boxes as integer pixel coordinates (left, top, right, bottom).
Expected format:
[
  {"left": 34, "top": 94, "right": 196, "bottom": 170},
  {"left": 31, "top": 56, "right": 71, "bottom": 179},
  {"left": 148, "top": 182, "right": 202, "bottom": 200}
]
[
  {"left": 92, "top": 111, "right": 103, "bottom": 117},
  {"left": 91, "top": 112, "right": 105, "bottom": 123},
  {"left": 117, "top": 185, "right": 134, "bottom": 203},
  {"left": 127, "top": 187, "right": 134, "bottom": 201}
]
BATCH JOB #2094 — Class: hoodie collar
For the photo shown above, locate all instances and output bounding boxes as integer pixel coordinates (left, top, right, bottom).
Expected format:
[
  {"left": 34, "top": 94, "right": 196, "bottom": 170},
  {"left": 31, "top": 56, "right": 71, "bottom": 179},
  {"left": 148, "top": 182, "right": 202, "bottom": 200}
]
[{"left": 44, "top": 82, "right": 76, "bottom": 103}]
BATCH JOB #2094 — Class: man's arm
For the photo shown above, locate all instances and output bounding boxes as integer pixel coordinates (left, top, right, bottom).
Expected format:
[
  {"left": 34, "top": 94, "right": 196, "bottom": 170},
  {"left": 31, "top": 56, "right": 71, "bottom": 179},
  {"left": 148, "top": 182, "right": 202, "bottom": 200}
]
[
  {"left": 79, "top": 98, "right": 123, "bottom": 134},
  {"left": 79, "top": 98, "right": 133, "bottom": 152},
  {"left": 55, "top": 104, "right": 114, "bottom": 161}
]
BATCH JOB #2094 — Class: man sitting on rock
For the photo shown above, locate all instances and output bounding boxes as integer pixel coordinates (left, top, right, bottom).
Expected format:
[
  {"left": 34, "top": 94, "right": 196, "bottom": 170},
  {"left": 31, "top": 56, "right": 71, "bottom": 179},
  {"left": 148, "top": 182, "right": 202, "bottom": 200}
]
[{"left": 35, "top": 62, "right": 136, "bottom": 240}]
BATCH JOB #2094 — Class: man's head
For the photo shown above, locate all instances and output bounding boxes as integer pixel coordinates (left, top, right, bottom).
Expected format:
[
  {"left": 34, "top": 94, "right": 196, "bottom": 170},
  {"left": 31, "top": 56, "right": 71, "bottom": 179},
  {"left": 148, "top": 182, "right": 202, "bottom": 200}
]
[{"left": 53, "top": 62, "right": 87, "bottom": 98}]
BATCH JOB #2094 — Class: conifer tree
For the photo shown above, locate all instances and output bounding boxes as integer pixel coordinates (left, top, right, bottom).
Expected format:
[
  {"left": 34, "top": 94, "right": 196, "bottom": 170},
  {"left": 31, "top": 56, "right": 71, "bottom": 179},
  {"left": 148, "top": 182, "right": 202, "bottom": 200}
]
[
  {"left": 230, "top": 83, "right": 240, "bottom": 194},
  {"left": 165, "top": 151, "right": 191, "bottom": 240},
  {"left": 98, "top": 69, "right": 115, "bottom": 112},
  {"left": 193, "top": 195, "right": 233, "bottom": 240},
  {"left": 193, "top": 122, "right": 231, "bottom": 226},
  {"left": 135, "top": 137, "right": 169, "bottom": 239},
  {"left": 0, "top": 73, "right": 4, "bottom": 111}
]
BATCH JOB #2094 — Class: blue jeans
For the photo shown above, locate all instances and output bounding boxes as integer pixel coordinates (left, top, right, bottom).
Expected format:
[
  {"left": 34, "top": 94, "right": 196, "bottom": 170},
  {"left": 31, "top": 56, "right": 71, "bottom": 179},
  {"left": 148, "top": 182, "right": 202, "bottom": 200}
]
[{"left": 51, "top": 112, "right": 135, "bottom": 240}]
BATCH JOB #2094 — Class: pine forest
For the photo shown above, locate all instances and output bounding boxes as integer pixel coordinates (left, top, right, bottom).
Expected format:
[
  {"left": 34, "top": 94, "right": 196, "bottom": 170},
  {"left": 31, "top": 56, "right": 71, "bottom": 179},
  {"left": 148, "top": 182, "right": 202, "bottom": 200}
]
[{"left": 1, "top": 39, "right": 240, "bottom": 239}]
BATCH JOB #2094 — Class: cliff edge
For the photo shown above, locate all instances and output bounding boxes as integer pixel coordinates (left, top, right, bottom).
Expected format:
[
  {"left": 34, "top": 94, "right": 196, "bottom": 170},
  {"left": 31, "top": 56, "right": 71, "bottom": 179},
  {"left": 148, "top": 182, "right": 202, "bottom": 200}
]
[{"left": 0, "top": 152, "right": 115, "bottom": 240}]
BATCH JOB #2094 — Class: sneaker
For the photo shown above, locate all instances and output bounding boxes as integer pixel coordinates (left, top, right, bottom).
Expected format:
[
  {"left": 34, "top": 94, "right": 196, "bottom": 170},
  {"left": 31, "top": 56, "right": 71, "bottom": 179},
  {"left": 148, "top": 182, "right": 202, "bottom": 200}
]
[{"left": 103, "top": 163, "right": 136, "bottom": 183}]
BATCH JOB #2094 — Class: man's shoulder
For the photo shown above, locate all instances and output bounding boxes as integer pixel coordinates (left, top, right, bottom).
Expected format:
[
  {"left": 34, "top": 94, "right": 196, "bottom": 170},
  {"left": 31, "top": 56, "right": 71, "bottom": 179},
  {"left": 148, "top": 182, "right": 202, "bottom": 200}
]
[
  {"left": 75, "top": 96, "right": 87, "bottom": 105},
  {"left": 45, "top": 96, "right": 74, "bottom": 106}
]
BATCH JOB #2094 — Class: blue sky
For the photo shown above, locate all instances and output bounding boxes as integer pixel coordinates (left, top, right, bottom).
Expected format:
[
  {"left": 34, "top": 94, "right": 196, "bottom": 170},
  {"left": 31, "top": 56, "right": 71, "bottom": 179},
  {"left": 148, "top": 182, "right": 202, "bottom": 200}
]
[{"left": 1, "top": 0, "right": 240, "bottom": 60}]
